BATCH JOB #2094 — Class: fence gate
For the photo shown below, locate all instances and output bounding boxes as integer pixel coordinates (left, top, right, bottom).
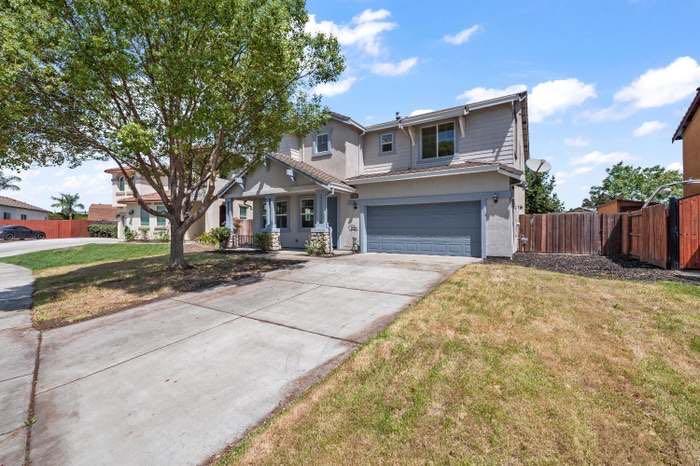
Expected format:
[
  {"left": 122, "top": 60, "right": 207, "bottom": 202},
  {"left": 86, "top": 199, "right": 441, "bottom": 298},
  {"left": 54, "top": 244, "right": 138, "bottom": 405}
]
[{"left": 679, "top": 194, "right": 700, "bottom": 269}]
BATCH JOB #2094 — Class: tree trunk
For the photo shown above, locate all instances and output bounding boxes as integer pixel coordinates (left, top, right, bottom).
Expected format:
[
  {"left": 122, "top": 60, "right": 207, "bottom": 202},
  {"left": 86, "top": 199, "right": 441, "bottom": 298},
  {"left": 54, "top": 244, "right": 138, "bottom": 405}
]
[{"left": 169, "top": 223, "right": 189, "bottom": 269}]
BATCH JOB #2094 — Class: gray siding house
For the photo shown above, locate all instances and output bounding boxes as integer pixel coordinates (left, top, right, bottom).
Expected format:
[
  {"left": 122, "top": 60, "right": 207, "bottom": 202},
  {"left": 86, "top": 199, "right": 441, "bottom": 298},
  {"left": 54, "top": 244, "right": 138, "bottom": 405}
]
[
  {"left": 0, "top": 196, "right": 50, "bottom": 221},
  {"left": 220, "top": 92, "right": 529, "bottom": 258}
]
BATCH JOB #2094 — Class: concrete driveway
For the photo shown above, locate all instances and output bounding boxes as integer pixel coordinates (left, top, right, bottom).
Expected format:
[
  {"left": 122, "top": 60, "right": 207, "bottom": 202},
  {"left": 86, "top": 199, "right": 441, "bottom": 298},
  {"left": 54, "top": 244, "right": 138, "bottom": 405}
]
[
  {"left": 28, "top": 253, "right": 476, "bottom": 465},
  {"left": 0, "top": 237, "right": 117, "bottom": 258}
]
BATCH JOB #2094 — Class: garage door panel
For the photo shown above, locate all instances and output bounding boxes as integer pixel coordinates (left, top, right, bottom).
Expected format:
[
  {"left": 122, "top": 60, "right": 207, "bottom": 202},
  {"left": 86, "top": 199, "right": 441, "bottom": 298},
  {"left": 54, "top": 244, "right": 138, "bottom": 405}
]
[{"left": 366, "top": 202, "right": 481, "bottom": 257}]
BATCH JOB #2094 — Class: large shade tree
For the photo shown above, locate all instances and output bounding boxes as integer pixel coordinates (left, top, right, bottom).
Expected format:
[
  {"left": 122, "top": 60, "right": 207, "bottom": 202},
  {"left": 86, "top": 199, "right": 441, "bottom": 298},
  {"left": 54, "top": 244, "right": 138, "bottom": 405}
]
[
  {"left": 1, "top": 0, "right": 343, "bottom": 267},
  {"left": 581, "top": 163, "right": 682, "bottom": 208}
]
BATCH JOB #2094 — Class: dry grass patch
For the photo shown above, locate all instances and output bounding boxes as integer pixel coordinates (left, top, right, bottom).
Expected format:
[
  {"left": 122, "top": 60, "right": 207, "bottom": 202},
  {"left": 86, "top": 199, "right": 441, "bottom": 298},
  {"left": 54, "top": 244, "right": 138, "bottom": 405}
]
[
  {"left": 29, "top": 249, "right": 303, "bottom": 329},
  {"left": 217, "top": 263, "right": 700, "bottom": 465}
]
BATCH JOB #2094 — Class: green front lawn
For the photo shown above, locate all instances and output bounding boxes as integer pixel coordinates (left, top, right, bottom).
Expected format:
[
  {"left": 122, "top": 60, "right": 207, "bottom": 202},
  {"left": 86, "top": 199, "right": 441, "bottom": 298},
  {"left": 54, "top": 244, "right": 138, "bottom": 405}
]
[
  {"left": 1, "top": 242, "right": 170, "bottom": 270},
  {"left": 217, "top": 264, "right": 700, "bottom": 465},
  {"left": 1, "top": 243, "right": 302, "bottom": 329}
]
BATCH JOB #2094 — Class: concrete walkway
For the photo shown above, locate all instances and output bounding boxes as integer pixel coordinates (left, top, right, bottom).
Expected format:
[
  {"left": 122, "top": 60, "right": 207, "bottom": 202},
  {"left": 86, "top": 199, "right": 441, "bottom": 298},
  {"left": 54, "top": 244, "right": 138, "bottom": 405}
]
[
  {"left": 28, "top": 253, "right": 476, "bottom": 466},
  {"left": 0, "top": 237, "right": 118, "bottom": 258},
  {"left": 0, "top": 263, "right": 39, "bottom": 466}
]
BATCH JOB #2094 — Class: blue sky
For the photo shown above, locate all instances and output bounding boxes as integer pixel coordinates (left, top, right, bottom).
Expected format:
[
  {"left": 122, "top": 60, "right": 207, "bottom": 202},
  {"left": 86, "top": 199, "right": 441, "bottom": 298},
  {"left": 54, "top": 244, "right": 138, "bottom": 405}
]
[{"left": 2, "top": 0, "right": 700, "bottom": 210}]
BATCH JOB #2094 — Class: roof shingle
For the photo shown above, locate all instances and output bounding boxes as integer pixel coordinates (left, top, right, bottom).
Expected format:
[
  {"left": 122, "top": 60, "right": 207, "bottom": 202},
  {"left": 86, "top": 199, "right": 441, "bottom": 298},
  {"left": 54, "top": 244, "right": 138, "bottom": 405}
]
[{"left": 0, "top": 196, "right": 50, "bottom": 213}]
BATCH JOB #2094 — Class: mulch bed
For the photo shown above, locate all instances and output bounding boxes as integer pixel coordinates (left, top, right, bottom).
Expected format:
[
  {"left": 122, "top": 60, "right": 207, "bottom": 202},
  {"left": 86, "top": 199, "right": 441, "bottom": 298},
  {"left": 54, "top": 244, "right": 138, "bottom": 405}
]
[{"left": 487, "top": 253, "right": 694, "bottom": 283}]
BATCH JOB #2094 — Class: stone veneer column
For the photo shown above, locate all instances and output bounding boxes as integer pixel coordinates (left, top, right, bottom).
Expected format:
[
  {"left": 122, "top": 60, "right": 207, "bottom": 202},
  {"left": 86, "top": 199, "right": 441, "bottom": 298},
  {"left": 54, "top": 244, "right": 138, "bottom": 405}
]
[{"left": 263, "top": 196, "right": 282, "bottom": 251}]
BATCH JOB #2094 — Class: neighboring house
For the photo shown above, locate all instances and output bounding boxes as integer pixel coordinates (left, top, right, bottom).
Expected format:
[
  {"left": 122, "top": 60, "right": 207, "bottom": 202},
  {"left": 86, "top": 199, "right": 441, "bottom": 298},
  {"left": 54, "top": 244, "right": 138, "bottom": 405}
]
[
  {"left": 0, "top": 195, "right": 50, "bottom": 220},
  {"left": 87, "top": 203, "right": 118, "bottom": 221},
  {"left": 596, "top": 199, "right": 645, "bottom": 214},
  {"left": 673, "top": 87, "right": 700, "bottom": 197},
  {"left": 104, "top": 168, "right": 252, "bottom": 240},
  {"left": 220, "top": 92, "right": 529, "bottom": 257}
]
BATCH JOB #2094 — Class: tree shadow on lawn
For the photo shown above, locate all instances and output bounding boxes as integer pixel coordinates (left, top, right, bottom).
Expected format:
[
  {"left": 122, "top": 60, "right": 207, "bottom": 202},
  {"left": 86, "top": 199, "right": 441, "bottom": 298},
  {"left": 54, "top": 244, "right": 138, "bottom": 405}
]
[{"left": 32, "top": 251, "right": 306, "bottom": 329}]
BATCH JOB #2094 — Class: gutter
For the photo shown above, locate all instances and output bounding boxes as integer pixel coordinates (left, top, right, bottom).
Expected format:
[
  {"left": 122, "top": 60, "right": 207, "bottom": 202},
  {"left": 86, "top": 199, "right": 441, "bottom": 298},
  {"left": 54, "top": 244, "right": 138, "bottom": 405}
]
[{"left": 346, "top": 164, "right": 522, "bottom": 185}]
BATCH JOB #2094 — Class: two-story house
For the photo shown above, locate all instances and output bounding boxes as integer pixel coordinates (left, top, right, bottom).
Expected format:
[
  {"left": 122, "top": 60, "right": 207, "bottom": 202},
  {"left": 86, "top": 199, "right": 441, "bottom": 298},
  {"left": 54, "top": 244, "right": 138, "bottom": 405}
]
[
  {"left": 673, "top": 87, "right": 700, "bottom": 197},
  {"left": 219, "top": 92, "right": 529, "bottom": 257},
  {"left": 105, "top": 168, "right": 252, "bottom": 240}
]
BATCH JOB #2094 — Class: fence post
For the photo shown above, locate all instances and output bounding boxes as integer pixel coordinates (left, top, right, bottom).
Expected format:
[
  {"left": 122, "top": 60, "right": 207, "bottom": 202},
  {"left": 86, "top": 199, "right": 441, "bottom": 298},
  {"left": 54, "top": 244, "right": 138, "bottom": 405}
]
[{"left": 667, "top": 197, "right": 680, "bottom": 270}]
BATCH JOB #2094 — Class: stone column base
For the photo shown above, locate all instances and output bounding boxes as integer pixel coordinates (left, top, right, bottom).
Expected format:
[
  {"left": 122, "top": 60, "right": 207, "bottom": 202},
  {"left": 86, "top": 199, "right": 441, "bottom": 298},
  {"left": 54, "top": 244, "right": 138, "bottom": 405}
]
[
  {"left": 268, "top": 231, "right": 282, "bottom": 251},
  {"left": 308, "top": 229, "right": 332, "bottom": 255}
]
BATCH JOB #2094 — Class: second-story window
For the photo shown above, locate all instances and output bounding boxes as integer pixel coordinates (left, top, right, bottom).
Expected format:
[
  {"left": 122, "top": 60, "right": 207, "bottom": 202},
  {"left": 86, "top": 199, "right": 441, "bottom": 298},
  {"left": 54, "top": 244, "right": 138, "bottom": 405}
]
[
  {"left": 421, "top": 122, "right": 455, "bottom": 159},
  {"left": 118, "top": 176, "right": 126, "bottom": 191},
  {"left": 380, "top": 133, "right": 394, "bottom": 153},
  {"left": 315, "top": 132, "right": 330, "bottom": 154}
]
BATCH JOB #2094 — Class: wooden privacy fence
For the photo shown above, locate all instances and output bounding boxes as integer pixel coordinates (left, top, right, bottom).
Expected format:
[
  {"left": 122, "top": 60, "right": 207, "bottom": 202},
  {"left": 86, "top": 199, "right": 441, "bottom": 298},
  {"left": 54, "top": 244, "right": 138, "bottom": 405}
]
[
  {"left": 0, "top": 219, "right": 91, "bottom": 239},
  {"left": 518, "top": 213, "right": 623, "bottom": 255},
  {"left": 621, "top": 204, "right": 667, "bottom": 269},
  {"left": 679, "top": 194, "right": 700, "bottom": 269}
]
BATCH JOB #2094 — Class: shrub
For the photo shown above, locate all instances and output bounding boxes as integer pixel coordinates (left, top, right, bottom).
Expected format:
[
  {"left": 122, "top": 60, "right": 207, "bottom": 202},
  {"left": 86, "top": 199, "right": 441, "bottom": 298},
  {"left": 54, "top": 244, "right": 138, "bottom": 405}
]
[
  {"left": 124, "top": 226, "right": 135, "bottom": 241},
  {"left": 153, "top": 228, "right": 170, "bottom": 242},
  {"left": 253, "top": 232, "right": 273, "bottom": 252},
  {"left": 198, "top": 230, "right": 216, "bottom": 246},
  {"left": 209, "top": 226, "right": 231, "bottom": 250},
  {"left": 88, "top": 223, "right": 117, "bottom": 238},
  {"left": 304, "top": 236, "right": 327, "bottom": 256},
  {"left": 138, "top": 226, "right": 150, "bottom": 240}
]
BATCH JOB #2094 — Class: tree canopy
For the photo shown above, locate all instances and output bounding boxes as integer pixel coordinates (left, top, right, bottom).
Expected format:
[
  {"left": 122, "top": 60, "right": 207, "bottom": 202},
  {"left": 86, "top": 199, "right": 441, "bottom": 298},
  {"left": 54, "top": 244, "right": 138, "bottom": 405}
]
[
  {"left": 0, "top": 172, "right": 21, "bottom": 191},
  {"left": 51, "top": 193, "right": 85, "bottom": 219},
  {"left": 1, "top": 0, "right": 344, "bottom": 267},
  {"left": 581, "top": 163, "right": 682, "bottom": 208},
  {"left": 525, "top": 168, "right": 564, "bottom": 214}
]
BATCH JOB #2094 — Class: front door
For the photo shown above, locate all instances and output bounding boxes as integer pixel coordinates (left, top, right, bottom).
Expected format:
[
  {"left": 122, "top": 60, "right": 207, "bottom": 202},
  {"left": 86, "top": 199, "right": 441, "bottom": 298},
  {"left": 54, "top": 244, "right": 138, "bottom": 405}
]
[{"left": 327, "top": 196, "right": 338, "bottom": 248}]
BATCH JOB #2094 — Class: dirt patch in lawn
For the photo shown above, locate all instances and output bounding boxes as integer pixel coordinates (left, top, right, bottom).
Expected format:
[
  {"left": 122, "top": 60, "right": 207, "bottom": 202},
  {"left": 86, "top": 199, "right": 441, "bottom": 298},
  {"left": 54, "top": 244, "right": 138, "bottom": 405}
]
[
  {"left": 32, "top": 252, "right": 305, "bottom": 329},
  {"left": 488, "top": 253, "right": 692, "bottom": 283},
  {"left": 215, "top": 263, "right": 700, "bottom": 465}
]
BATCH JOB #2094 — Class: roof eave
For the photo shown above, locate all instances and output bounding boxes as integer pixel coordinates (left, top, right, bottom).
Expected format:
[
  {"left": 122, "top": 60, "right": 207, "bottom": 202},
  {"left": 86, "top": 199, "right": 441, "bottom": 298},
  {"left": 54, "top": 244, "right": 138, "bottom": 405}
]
[{"left": 346, "top": 165, "right": 520, "bottom": 185}]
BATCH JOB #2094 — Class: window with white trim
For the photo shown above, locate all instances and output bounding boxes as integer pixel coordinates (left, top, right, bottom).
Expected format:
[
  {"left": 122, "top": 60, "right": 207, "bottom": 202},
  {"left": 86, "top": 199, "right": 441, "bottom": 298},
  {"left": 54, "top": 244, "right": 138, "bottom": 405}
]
[
  {"left": 300, "top": 198, "right": 314, "bottom": 228},
  {"left": 421, "top": 122, "right": 455, "bottom": 159},
  {"left": 380, "top": 133, "right": 394, "bottom": 153},
  {"left": 155, "top": 204, "right": 166, "bottom": 227},
  {"left": 118, "top": 176, "right": 126, "bottom": 191},
  {"left": 239, "top": 205, "right": 248, "bottom": 219},
  {"left": 140, "top": 206, "right": 150, "bottom": 226},
  {"left": 275, "top": 200, "right": 288, "bottom": 229},
  {"left": 315, "top": 132, "right": 330, "bottom": 153}
]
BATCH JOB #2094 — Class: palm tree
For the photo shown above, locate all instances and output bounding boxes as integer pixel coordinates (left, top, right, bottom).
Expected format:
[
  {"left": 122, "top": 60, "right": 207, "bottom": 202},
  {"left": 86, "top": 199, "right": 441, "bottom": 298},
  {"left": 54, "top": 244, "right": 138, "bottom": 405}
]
[
  {"left": 0, "top": 172, "right": 21, "bottom": 191},
  {"left": 51, "top": 193, "right": 85, "bottom": 219}
]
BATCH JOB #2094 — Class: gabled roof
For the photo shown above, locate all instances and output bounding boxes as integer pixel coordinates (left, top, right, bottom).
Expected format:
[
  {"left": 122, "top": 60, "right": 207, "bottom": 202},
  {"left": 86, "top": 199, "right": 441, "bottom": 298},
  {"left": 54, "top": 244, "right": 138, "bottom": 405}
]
[
  {"left": 329, "top": 111, "right": 366, "bottom": 132},
  {"left": 0, "top": 196, "right": 50, "bottom": 213},
  {"left": 267, "top": 153, "right": 355, "bottom": 192},
  {"left": 673, "top": 88, "right": 700, "bottom": 141},
  {"left": 118, "top": 192, "right": 168, "bottom": 203},
  {"left": 345, "top": 160, "right": 523, "bottom": 184}
]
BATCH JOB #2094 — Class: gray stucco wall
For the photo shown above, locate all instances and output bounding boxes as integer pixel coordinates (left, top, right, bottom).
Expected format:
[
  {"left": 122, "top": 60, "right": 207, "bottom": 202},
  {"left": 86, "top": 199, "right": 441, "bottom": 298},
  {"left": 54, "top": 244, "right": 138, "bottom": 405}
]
[{"left": 0, "top": 206, "right": 48, "bottom": 220}]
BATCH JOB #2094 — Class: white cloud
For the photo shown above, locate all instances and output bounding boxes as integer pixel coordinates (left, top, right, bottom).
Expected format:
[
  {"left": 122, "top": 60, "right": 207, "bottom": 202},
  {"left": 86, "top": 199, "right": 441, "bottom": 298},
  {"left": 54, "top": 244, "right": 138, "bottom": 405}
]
[
  {"left": 370, "top": 57, "right": 418, "bottom": 76},
  {"left": 574, "top": 166, "right": 593, "bottom": 174},
  {"left": 456, "top": 79, "right": 596, "bottom": 123},
  {"left": 614, "top": 56, "right": 700, "bottom": 109},
  {"left": 305, "top": 9, "right": 396, "bottom": 56},
  {"left": 554, "top": 166, "right": 594, "bottom": 185},
  {"left": 456, "top": 84, "right": 527, "bottom": 103},
  {"left": 667, "top": 162, "right": 682, "bottom": 171},
  {"left": 571, "top": 150, "right": 635, "bottom": 166},
  {"left": 633, "top": 120, "right": 667, "bottom": 137},
  {"left": 312, "top": 77, "right": 357, "bottom": 97},
  {"left": 529, "top": 79, "right": 597, "bottom": 123},
  {"left": 409, "top": 109, "right": 434, "bottom": 116},
  {"left": 443, "top": 25, "right": 482, "bottom": 45},
  {"left": 564, "top": 136, "right": 590, "bottom": 147}
]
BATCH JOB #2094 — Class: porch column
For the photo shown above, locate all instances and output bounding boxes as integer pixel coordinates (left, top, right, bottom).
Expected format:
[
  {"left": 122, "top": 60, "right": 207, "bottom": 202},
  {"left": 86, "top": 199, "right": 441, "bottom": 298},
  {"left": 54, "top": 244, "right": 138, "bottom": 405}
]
[
  {"left": 310, "top": 189, "right": 332, "bottom": 254},
  {"left": 264, "top": 195, "right": 278, "bottom": 231},
  {"left": 314, "top": 190, "right": 329, "bottom": 230},
  {"left": 117, "top": 215, "right": 125, "bottom": 241},
  {"left": 225, "top": 198, "right": 234, "bottom": 230}
]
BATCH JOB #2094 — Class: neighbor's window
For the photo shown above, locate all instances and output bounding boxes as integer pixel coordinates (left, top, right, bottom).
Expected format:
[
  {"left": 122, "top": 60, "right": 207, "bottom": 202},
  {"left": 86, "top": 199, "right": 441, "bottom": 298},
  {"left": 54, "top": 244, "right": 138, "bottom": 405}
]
[
  {"left": 118, "top": 176, "right": 125, "bottom": 191},
  {"left": 315, "top": 132, "right": 330, "bottom": 153},
  {"left": 275, "top": 200, "right": 288, "bottom": 229},
  {"left": 300, "top": 198, "right": 314, "bottom": 228},
  {"left": 140, "top": 206, "right": 150, "bottom": 226},
  {"left": 3, "top": 212, "right": 10, "bottom": 219},
  {"left": 156, "top": 204, "right": 166, "bottom": 227},
  {"left": 239, "top": 205, "right": 248, "bottom": 220},
  {"left": 421, "top": 122, "right": 455, "bottom": 159},
  {"left": 21, "top": 214, "right": 27, "bottom": 220},
  {"left": 380, "top": 133, "right": 394, "bottom": 153}
]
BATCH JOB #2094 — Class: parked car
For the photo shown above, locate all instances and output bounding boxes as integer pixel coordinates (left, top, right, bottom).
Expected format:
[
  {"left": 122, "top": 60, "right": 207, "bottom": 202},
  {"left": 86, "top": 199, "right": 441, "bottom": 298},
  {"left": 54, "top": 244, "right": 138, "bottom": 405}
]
[{"left": 0, "top": 225, "right": 46, "bottom": 240}]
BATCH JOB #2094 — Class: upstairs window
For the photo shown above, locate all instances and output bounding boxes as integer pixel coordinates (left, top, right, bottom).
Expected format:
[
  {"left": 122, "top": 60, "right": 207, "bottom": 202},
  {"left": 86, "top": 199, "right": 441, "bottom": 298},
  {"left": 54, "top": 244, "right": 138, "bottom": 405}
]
[
  {"left": 380, "top": 133, "right": 394, "bottom": 153},
  {"left": 118, "top": 176, "right": 126, "bottom": 191},
  {"left": 315, "top": 132, "right": 330, "bottom": 154},
  {"left": 300, "top": 198, "right": 314, "bottom": 228},
  {"left": 421, "top": 122, "right": 455, "bottom": 159}
]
